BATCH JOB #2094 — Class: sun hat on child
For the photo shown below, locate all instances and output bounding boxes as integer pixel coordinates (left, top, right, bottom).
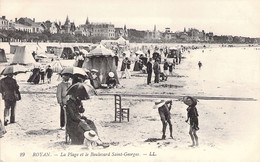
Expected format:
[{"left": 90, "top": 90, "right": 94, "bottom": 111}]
[
  {"left": 153, "top": 100, "right": 166, "bottom": 109},
  {"left": 108, "top": 72, "right": 114, "bottom": 78},
  {"left": 183, "top": 96, "right": 197, "bottom": 106}
]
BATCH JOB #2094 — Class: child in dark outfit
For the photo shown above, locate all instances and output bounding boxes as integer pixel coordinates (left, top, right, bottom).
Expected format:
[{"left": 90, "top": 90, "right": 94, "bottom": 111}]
[
  {"left": 184, "top": 96, "right": 199, "bottom": 147},
  {"left": 45, "top": 65, "right": 53, "bottom": 84},
  {"left": 39, "top": 68, "right": 45, "bottom": 83},
  {"left": 154, "top": 100, "right": 173, "bottom": 139}
]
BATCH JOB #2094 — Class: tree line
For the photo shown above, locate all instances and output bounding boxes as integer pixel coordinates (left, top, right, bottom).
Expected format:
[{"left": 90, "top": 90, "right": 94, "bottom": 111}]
[{"left": 0, "top": 29, "right": 259, "bottom": 44}]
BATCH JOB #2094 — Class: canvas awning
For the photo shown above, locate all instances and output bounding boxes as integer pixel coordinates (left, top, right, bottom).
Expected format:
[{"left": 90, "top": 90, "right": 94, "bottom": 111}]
[{"left": 88, "top": 44, "right": 115, "bottom": 57}]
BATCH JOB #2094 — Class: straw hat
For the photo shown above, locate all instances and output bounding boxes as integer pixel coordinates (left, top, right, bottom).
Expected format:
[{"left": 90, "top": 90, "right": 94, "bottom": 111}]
[
  {"left": 91, "top": 69, "right": 98, "bottom": 73},
  {"left": 108, "top": 72, "right": 114, "bottom": 78},
  {"left": 183, "top": 96, "right": 197, "bottom": 106},
  {"left": 84, "top": 68, "right": 90, "bottom": 73},
  {"left": 153, "top": 100, "right": 165, "bottom": 109},
  {"left": 84, "top": 130, "right": 99, "bottom": 141}
]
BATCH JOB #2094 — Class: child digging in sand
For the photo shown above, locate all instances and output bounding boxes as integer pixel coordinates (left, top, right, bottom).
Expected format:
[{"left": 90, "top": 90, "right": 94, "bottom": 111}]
[
  {"left": 153, "top": 100, "right": 173, "bottom": 139},
  {"left": 183, "top": 96, "right": 199, "bottom": 147}
]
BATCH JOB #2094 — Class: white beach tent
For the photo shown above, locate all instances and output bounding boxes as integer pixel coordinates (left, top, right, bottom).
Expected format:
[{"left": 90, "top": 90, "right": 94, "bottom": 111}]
[
  {"left": 11, "top": 45, "right": 36, "bottom": 65},
  {"left": 49, "top": 60, "right": 63, "bottom": 73},
  {"left": 117, "top": 36, "right": 129, "bottom": 46},
  {"left": 10, "top": 44, "right": 18, "bottom": 54}
]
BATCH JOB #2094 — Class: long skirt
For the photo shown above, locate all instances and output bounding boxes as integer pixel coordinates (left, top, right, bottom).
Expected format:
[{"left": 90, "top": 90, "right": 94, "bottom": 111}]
[{"left": 67, "top": 118, "right": 98, "bottom": 145}]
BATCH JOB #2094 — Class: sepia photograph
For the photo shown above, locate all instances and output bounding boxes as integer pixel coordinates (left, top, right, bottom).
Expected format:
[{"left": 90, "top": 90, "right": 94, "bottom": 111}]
[{"left": 0, "top": 0, "right": 260, "bottom": 161}]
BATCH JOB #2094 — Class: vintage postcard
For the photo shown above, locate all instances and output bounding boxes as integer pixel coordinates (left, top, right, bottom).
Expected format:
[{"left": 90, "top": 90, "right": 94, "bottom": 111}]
[{"left": 0, "top": 0, "right": 260, "bottom": 161}]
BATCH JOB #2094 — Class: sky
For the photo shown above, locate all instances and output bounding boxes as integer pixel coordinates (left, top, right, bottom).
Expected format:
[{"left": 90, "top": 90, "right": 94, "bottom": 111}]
[{"left": 1, "top": 0, "right": 260, "bottom": 37}]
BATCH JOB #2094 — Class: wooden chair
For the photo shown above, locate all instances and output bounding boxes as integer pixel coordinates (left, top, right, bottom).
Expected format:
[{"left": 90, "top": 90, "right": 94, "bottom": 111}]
[{"left": 115, "top": 95, "right": 130, "bottom": 122}]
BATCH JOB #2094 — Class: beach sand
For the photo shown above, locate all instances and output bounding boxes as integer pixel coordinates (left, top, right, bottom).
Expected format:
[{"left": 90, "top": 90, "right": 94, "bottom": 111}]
[{"left": 0, "top": 46, "right": 260, "bottom": 162}]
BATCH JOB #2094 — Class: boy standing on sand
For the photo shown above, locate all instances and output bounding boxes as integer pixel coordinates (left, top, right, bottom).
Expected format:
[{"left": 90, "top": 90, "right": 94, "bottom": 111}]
[
  {"left": 153, "top": 100, "right": 173, "bottom": 139},
  {"left": 183, "top": 96, "right": 199, "bottom": 147}
]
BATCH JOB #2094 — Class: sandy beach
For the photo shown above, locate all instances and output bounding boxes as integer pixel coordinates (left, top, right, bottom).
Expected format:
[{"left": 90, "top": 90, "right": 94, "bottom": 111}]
[{"left": 0, "top": 45, "right": 260, "bottom": 162}]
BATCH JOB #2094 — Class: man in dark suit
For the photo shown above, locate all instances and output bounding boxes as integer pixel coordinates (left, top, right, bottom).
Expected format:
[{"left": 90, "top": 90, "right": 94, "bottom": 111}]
[
  {"left": 146, "top": 58, "right": 153, "bottom": 85},
  {"left": 153, "top": 59, "right": 160, "bottom": 83},
  {"left": 114, "top": 53, "right": 119, "bottom": 69},
  {"left": 0, "top": 74, "right": 20, "bottom": 126}
]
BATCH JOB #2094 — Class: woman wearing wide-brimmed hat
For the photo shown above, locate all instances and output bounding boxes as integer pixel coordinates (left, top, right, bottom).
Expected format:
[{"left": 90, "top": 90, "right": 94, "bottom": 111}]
[
  {"left": 183, "top": 96, "right": 199, "bottom": 147},
  {"left": 153, "top": 99, "right": 173, "bottom": 139}
]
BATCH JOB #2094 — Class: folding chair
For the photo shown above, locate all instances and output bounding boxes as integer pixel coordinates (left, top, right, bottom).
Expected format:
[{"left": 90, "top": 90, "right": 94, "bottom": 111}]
[{"left": 115, "top": 95, "right": 130, "bottom": 122}]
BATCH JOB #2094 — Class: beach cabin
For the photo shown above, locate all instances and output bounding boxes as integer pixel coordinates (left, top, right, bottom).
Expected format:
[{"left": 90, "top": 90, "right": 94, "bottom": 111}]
[
  {"left": 11, "top": 45, "right": 36, "bottom": 65},
  {"left": 82, "top": 44, "right": 119, "bottom": 87},
  {"left": 168, "top": 47, "right": 179, "bottom": 58},
  {"left": 56, "top": 45, "right": 80, "bottom": 59},
  {"left": 0, "top": 48, "right": 7, "bottom": 63}
]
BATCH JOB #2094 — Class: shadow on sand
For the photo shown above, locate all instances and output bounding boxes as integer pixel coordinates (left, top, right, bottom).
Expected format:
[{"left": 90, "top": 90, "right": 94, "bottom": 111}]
[
  {"left": 25, "top": 128, "right": 60, "bottom": 135},
  {"left": 144, "top": 138, "right": 163, "bottom": 142}
]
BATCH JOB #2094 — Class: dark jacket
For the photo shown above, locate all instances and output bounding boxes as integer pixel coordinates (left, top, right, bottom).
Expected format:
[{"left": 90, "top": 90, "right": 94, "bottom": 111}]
[
  {"left": 163, "top": 62, "right": 169, "bottom": 70},
  {"left": 120, "top": 59, "right": 127, "bottom": 71},
  {"left": 114, "top": 55, "right": 119, "bottom": 66},
  {"left": 0, "top": 76, "right": 19, "bottom": 101},
  {"left": 153, "top": 62, "right": 160, "bottom": 74},
  {"left": 187, "top": 106, "right": 199, "bottom": 129},
  {"left": 46, "top": 68, "right": 53, "bottom": 78},
  {"left": 65, "top": 98, "right": 97, "bottom": 144},
  {"left": 147, "top": 61, "right": 153, "bottom": 73},
  {"left": 126, "top": 60, "right": 131, "bottom": 69},
  {"left": 66, "top": 98, "right": 86, "bottom": 144}
]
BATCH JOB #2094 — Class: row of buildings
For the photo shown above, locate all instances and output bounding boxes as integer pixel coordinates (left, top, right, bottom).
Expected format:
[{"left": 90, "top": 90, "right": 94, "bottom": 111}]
[
  {"left": 0, "top": 16, "right": 125, "bottom": 39},
  {"left": 0, "top": 15, "right": 257, "bottom": 43},
  {"left": 145, "top": 26, "right": 214, "bottom": 42}
]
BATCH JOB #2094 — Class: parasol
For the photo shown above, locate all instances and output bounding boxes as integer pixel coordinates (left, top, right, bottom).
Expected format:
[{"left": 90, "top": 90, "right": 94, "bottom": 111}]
[
  {"left": 0, "top": 65, "right": 28, "bottom": 75},
  {"left": 60, "top": 67, "right": 87, "bottom": 77},
  {"left": 66, "top": 82, "right": 97, "bottom": 100},
  {"left": 135, "top": 50, "right": 144, "bottom": 55},
  {"left": 169, "top": 47, "right": 178, "bottom": 50},
  {"left": 35, "top": 53, "right": 48, "bottom": 59}
]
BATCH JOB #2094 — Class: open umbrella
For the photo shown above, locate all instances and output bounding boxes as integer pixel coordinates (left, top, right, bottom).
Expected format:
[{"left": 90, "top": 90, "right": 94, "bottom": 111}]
[
  {"left": 169, "top": 47, "right": 178, "bottom": 50},
  {"left": 66, "top": 82, "right": 97, "bottom": 100},
  {"left": 135, "top": 50, "right": 144, "bottom": 55},
  {"left": 0, "top": 65, "right": 28, "bottom": 75},
  {"left": 35, "top": 53, "right": 48, "bottom": 59},
  {"left": 60, "top": 67, "right": 87, "bottom": 77}
]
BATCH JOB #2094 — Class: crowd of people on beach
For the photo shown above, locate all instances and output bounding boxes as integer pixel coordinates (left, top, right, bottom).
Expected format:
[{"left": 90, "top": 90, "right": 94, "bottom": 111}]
[
  {"left": 0, "top": 43, "right": 204, "bottom": 149},
  {"left": 114, "top": 45, "right": 184, "bottom": 86}
]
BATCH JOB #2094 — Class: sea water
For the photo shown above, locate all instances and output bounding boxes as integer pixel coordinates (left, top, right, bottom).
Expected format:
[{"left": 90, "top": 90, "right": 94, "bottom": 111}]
[{"left": 180, "top": 47, "right": 260, "bottom": 99}]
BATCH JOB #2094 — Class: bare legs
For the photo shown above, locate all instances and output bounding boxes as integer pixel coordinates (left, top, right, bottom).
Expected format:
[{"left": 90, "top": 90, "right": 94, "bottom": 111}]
[
  {"left": 161, "top": 119, "right": 173, "bottom": 139},
  {"left": 189, "top": 125, "right": 199, "bottom": 147}
]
